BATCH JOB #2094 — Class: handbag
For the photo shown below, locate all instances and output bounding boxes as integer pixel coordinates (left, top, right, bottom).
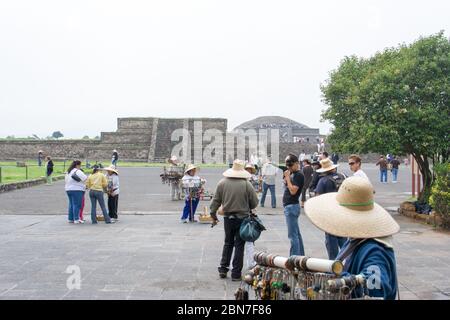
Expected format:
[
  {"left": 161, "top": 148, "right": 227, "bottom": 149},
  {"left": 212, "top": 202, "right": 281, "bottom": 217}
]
[
  {"left": 71, "top": 170, "right": 82, "bottom": 182},
  {"left": 239, "top": 213, "right": 266, "bottom": 242}
]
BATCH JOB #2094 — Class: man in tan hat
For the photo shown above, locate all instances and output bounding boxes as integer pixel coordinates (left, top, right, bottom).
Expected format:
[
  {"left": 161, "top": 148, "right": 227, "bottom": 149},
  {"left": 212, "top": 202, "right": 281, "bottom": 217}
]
[
  {"left": 315, "top": 157, "right": 347, "bottom": 259},
  {"left": 304, "top": 177, "right": 400, "bottom": 300},
  {"left": 180, "top": 164, "right": 202, "bottom": 223},
  {"left": 210, "top": 159, "right": 259, "bottom": 281}
]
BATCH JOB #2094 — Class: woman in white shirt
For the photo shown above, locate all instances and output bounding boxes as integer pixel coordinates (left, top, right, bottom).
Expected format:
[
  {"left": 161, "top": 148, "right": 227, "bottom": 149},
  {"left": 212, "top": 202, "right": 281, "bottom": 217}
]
[{"left": 65, "top": 160, "right": 88, "bottom": 224}]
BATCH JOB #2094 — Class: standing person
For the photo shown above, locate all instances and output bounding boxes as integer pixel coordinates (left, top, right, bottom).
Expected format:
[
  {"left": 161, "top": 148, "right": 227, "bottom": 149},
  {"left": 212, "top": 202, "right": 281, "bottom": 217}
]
[
  {"left": 315, "top": 158, "right": 347, "bottom": 260},
  {"left": 300, "top": 159, "right": 313, "bottom": 208},
  {"left": 210, "top": 160, "right": 259, "bottom": 281},
  {"left": 245, "top": 163, "right": 259, "bottom": 193},
  {"left": 38, "top": 150, "right": 44, "bottom": 167},
  {"left": 319, "top": 151, "right": 329, "bottom": 161},
  {"left": 376, "top": 156, "right": 388, "bottom": 183},
  {"left": 309, "top": 160, "right": 322, "bottom": 196},
  {"left": 111, "top": 150, "right": 119, "bottom": 167},
  {"left": 86, "top": 165, "right": 113, "bottom": 224},
  {"left": 65, "top": 160, "right": 87, "bottom": 224},
  {"left": 331, "top": 153, "right": 339, "bottom": 165},
  {"left": 305, "top": 177, "right": 400, "bottom": 300},
  {"left": 45, "top": 156, "right": 54, "bottom": 185},
  {"left": 390, "top": 156, "right": 401, "bottom": 183},
  {"left": 348, "top": 154, "right": 370, "bottom": 182},
  {"left": 299, "top": 150, "right": 306, "bottom": 169},
  {"left": 227, "top": 154, "right": 234, "bottom": 168},
  {"left": 105, "top": 166, "right": 120, "bottom": 222},
  {"left": 282, "top": 154, "right": 305, "bottom": 256},
  {"left": 168, "top": 156, "right": 183, "bottom": 201},
  {"left": 180, "top": 164, "right": 201, "bottom": 223},
  {"left": 260, "top": 157, "right": 279, "bottom": 208}
]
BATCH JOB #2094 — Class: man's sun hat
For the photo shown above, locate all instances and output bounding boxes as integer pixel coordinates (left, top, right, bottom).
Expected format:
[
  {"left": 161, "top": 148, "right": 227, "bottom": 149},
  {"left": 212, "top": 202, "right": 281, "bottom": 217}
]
[
  {"left": 304, "top": 176, "right": 400, "bottom": 238},
  {"left": 104, "top": 166, "right": 119, "bottom": 175},
  {"left": 184, "top": 164, "right": 198, "bottom": 174},
  {"left": 316, "top": 158, "right": 339, "bottom": 173},
  {"left": 223, "top": 159, "right": 251, "bottom": 179}
]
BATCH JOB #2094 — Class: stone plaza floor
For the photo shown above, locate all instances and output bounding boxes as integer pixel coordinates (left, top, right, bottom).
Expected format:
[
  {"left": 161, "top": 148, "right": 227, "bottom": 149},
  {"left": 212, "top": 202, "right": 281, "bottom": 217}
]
[{"left": 0, "top": 164, "right": 449, "bottom": 300}]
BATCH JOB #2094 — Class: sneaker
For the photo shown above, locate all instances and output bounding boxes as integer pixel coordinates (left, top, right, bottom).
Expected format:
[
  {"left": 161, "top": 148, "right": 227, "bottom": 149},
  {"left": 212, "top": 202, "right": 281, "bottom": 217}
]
[
  {"left": 74, "top": 220, "right": 84, "bottom": 224},
  {"left": 189, "top": 219, "right": 198, "bottom": 223},
  {"left": 219, "top": 272, "right": 227, "bottom": 279},
  {"left": 68, "top": 220, "right": 74, "bottom": 224},
  {"left": 180, "top": 219, "right": 188, "bottom": 224},
  {"left": 106, "top": 220, "right": 116, "bottom": 224}
]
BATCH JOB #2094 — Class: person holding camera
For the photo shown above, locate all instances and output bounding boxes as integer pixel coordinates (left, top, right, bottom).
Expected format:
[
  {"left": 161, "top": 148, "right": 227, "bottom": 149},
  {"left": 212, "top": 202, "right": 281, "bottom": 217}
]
[{"left": 282, "top": 154, "right": 305, "bottom": 256}]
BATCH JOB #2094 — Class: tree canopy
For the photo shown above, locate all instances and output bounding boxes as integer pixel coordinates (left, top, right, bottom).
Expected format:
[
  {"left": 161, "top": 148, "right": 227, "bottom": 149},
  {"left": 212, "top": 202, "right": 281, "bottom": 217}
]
[{"left": 321, "top": 31, "right": 450, "bottom": 202}]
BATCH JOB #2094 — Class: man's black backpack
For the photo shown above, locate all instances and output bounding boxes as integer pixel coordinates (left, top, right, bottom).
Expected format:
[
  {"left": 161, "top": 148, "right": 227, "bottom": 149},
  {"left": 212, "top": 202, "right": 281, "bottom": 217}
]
[{"left": 325, "top": 172, "right": 347, "bottom": 191}]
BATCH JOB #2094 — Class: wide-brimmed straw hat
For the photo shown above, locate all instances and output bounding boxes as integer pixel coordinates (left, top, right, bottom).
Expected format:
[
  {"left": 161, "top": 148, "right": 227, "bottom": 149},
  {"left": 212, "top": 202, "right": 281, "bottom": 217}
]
[
  {"left": 316, "top": 158, "right": 339, "bottom": 173},
  {"left": 244, "top": 163, "right": 256, "bottom": 174},
  {"left": 304, "top": 176, "right": 400, "bottom": 238},
  {"left": 223, "top": 160, "right": 251, "bottom": 179},
  {"left": 184, "top": 164, "right": 198, "bottom": 174},
  {"left": 104, "top": 166, "right": 119, "bottom": 175}
]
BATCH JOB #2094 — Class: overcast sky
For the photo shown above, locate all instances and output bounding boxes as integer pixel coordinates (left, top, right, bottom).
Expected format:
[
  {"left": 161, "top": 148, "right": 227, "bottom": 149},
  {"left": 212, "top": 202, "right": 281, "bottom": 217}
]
[{"left": 0, "top": 0, "right": 449, "bottom": 138}]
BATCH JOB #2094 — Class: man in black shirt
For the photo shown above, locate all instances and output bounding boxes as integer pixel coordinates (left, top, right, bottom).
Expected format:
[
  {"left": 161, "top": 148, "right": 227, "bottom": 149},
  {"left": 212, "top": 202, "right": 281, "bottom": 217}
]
[{"left": 282, "top": 154, "right": 305, "bottom": 256}]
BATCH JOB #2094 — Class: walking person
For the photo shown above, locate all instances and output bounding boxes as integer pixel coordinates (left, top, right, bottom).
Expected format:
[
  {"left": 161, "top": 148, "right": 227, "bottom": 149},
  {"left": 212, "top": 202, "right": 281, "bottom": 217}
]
[
  {"left": 300, "top": 159, "right": 313, "bottom": 208},
  {"left": 105, "top": 166, "right": 120, "bottom": 222},
  {"left": 376, "top": 155, "right": 388, "bottom": 183},
  {"left": 260, "top": 157, "right": 279, "bottom": 208},
  {"left": 45, "top": 156, "right": 54, "bottom": 185},
  {"left": 180, "top": 164, "right": 202, "bottom": 223},
  {"left": 111, "top": 149, "right": 119, "bottom": 167},
  {"left": 65, "top": 160, "right": 87, "bottom": 224},
  {"left": 210, "top": 160, "right": 259, "bottom": 281},
  {"left": 86, "top": 165, "right": 113, "bottom": 224},
  {"left": 305, "top": 177, "right": 400, "bottom": 299},
  {"left": 315, "top": 158, "right": 347, "bottom": 260},
  {"left": 390, "top": 156, "right": 401, "bottom": 183},
  {"left": 282, "top": 154, "right": 305, "bottom": 256}
]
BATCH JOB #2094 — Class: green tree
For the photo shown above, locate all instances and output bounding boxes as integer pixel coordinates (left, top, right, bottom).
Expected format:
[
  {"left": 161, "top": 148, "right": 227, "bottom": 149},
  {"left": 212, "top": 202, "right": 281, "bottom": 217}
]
[
  {"left": 82, "top": 135, "right": 90, "bottom": 139},
  {"left": 52, "top": 131, "right": 64, "bottom": 139},
  {"left": 321, "top": 32, "right": 450, "bottom": 203}
]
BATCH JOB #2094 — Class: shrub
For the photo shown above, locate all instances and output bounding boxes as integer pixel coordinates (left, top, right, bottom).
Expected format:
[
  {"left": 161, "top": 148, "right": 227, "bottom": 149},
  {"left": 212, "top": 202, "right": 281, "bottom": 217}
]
[{"left": 429, "top": 163, "right": 450, "bottom": 228}]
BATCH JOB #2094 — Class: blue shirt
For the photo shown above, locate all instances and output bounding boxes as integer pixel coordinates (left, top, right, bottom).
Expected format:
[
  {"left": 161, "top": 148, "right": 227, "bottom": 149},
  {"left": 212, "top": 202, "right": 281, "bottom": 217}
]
[
  {"left": 339, "top": 239, "right": 398, "bottom": 300},
  {"left": 315, "top": 174, "right": 336, "bottom": 194}
]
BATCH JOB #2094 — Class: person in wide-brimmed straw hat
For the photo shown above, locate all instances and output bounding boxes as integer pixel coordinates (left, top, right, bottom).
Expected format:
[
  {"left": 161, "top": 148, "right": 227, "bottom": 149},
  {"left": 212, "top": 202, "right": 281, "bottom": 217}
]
[
  {"left": 314, "top": 157, "right": 347, "bottom": 260},
  {"left": 304, "top": 176, "right": 400, "bottom": 300},
  {"left": 104, "top": 166, "right": 120, "bottom": 222},
  {"left": 180, "top": 164, "right": 202, "bottom": 223},
  {"left": 223, "top": 160, "right": 251, "bottom": 179},
  {"left": 210, "top": 159, "right": 259, "bottom": 281}
]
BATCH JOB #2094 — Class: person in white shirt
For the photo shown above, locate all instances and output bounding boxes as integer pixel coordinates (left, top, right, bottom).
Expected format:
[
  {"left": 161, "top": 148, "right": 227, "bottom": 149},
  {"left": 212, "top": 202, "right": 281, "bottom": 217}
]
[
  {"left": 348, "top": 154, "right": 370, "bottom": 182},
  {"left": 65, "top": 160, "right": 88, "bottom": 224},
  {"left": 260, "top": 157, "right": 280, "bottom": 208},
  {"left": 180, "top": 164, "right": 202, "bottom": 223}
]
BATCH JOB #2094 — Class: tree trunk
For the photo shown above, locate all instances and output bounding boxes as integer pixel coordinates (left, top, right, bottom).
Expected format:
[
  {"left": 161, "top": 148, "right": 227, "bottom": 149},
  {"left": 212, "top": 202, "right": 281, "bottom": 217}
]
[{"left": 413, "top": 154, "right": 433, "bottom": 203}]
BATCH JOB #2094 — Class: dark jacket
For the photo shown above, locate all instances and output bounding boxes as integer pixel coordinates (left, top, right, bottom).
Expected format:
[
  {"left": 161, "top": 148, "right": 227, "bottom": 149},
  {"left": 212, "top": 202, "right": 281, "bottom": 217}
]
[{"left": 46, "top": 160, "right": 54, "bottom": 176}]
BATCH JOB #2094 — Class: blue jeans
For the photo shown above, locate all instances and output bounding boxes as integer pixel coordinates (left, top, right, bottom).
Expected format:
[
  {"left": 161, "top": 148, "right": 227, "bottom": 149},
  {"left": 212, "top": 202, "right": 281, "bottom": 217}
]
[
  {"left": 391, "top": 168, "right": 398, "bottom": 182},
  {"left": 66, "top": 190, "right": 83, "bottom": 221},
  {"left": 260, "top": 183, "right": 276, "bottom": 208},
  {"left": 112, "top": 159, "right": 118, "bottom": 167},
  {"left": 283, "top": 204, "right": 305, "bottom": 256},
  {"left": 181, "top": 197, "right": 200, "bottom": 221},
  {"left": 89, "top": 190, "right": 111, "bottom": 223},
  {"left": 380, "top": 169, "right": 387, "bottom": 183},
  {"left": 325, "top": 233, "right": 347, "bottom": 260}
]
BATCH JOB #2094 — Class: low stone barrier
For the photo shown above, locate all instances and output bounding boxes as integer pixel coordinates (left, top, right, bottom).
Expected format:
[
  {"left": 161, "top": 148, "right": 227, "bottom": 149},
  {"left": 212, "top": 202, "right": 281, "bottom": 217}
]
[
  {"left": 0, "top": 175, "right": 65, "bottom": 194},
  {"left": 399, "top": 201, "right": 442, "bottom": 227}
]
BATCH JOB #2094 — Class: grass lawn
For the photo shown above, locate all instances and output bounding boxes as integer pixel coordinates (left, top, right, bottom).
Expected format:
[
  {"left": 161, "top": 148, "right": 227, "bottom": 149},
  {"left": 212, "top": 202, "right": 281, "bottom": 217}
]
[{"left": 0, "top": 160, "right": 227, "bottom": 184}]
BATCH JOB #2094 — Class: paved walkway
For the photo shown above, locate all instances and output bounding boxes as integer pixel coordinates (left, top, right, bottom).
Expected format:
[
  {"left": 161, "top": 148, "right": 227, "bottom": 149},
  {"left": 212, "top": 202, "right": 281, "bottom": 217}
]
[{"left": 0, "top": 165, "right": 449, "bottom": 300}]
